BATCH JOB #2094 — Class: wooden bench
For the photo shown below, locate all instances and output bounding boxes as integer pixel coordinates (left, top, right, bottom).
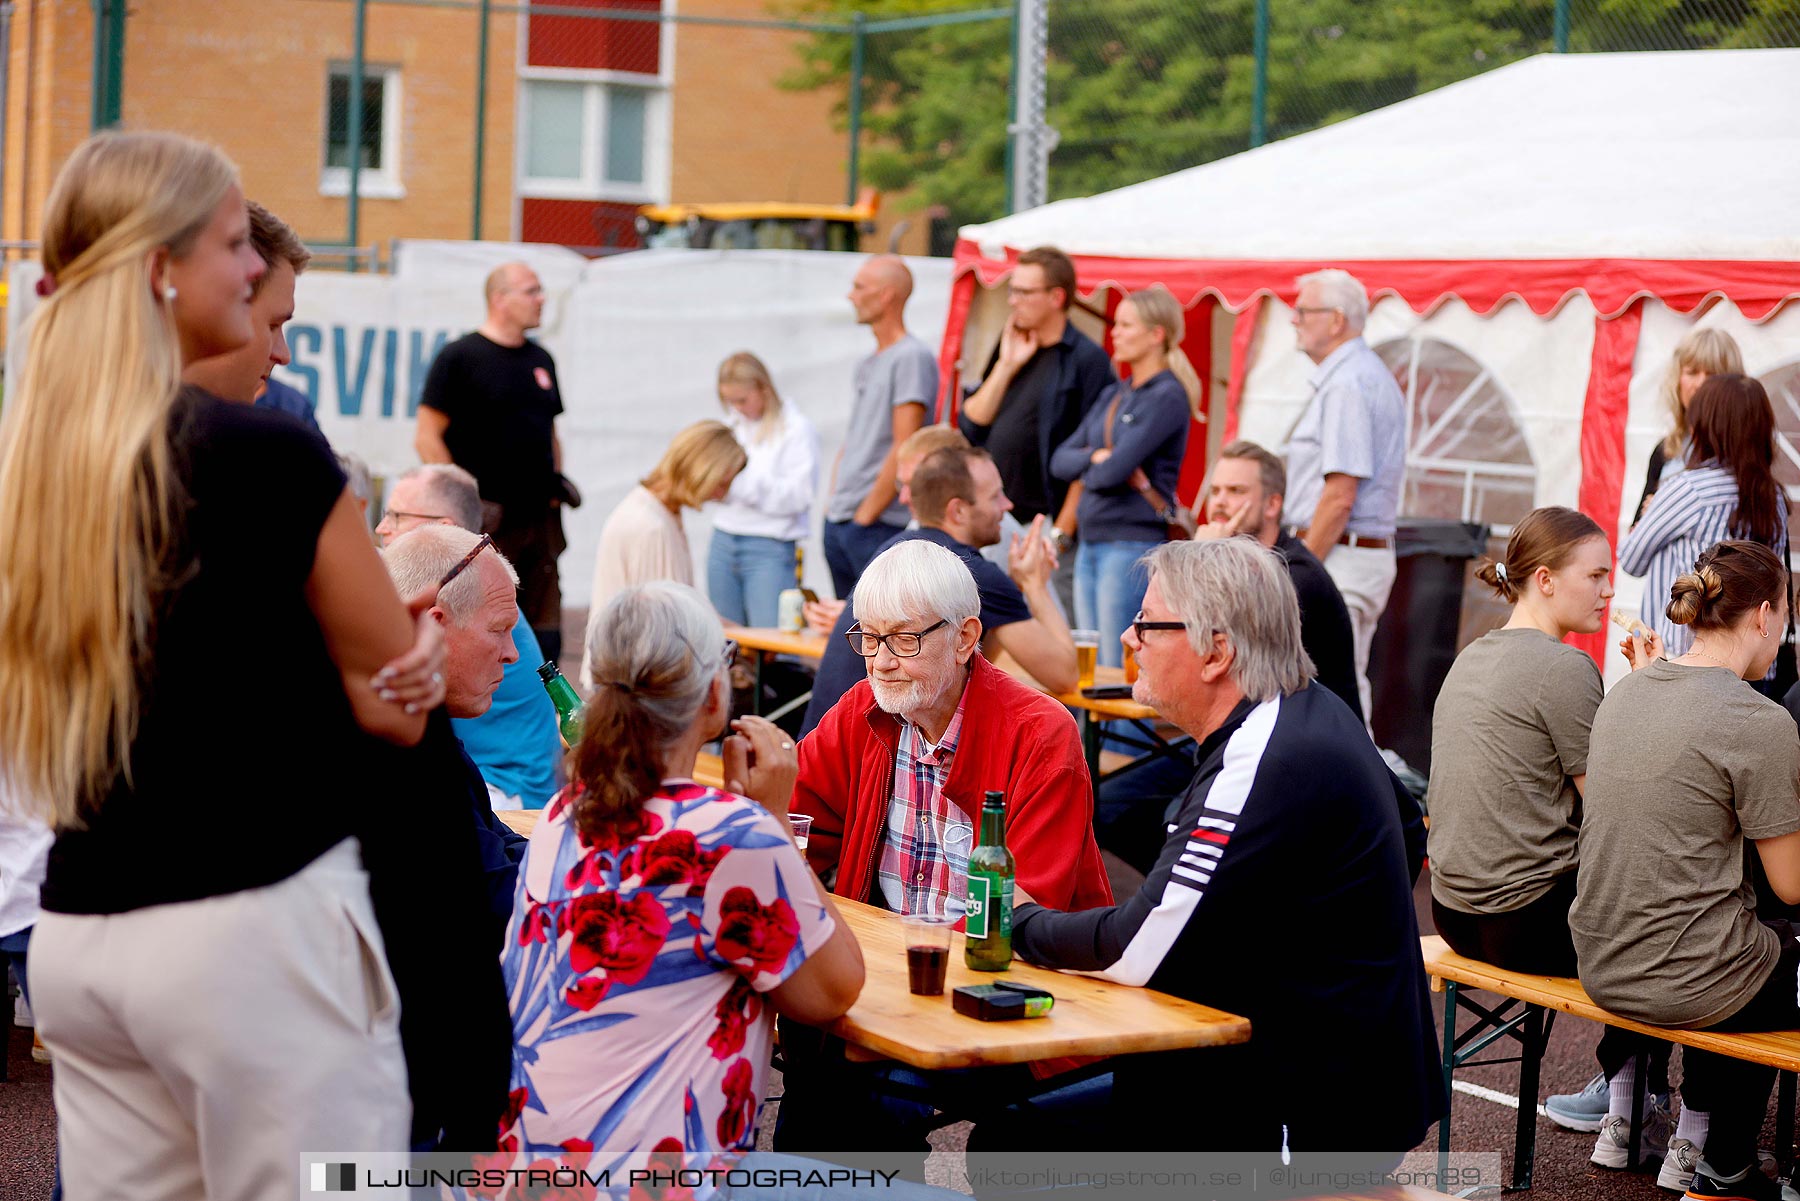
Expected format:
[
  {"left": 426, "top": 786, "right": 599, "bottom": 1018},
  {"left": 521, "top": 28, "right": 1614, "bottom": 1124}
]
[{"left": 1423, "top": 934, "right": 1800, "bottom": 1189}]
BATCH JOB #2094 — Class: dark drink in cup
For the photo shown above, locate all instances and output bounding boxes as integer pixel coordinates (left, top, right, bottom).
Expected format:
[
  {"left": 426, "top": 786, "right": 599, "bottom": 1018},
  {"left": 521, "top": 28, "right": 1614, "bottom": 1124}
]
[
  {"left": 907, "top": 945, "right": 949, "bottom": 995},
  {"left": 900, "top": 914, "right": 955, "bottom": 997}
]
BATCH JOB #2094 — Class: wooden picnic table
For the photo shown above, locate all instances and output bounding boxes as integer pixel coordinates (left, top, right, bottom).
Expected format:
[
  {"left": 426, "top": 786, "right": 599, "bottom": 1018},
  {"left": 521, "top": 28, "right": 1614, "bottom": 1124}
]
[{"left": 825, "top": 897, "right": 1249, "bottom": 1070}]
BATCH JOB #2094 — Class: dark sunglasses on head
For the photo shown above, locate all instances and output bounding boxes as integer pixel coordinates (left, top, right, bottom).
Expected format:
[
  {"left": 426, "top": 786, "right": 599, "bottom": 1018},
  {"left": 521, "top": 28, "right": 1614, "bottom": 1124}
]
[{"left": 439, "top": 532, "right": 494, "bottom": 590}]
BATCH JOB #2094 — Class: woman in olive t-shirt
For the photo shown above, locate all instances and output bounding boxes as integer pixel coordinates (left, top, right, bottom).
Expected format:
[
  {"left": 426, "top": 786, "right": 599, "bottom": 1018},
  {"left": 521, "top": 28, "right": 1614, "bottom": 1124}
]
[
  {"left": 1574, "top": 541, "right": 1800, "bottom": 1200},
  {"left": 1427, "top": 507, "right": 1672, "bottom": 1170}
]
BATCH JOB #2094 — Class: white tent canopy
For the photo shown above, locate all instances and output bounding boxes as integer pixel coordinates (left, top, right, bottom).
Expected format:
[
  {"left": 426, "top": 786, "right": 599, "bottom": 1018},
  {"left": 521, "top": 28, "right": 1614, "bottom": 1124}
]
[{"left": 962, "top": 49, "right": 1800, "bottom": 266}]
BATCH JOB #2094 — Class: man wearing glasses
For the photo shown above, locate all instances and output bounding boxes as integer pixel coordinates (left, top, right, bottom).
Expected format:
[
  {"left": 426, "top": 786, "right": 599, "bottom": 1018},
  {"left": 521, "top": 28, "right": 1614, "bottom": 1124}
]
[
  {"left": 1282, "top": 268, "right": 1407, "bottom": 728},
  {"left": 778, "top": 538, "right": 1110, "bottom": 1152},
  {"left": 415, "top": 261, "right": 571, "bottom": 663},
  {"left": 1002, "top": 537, "right": 1439, "bottom": 1159},
  {"left": 958, "top": 245, "right": 1113, "bottom": 614}
]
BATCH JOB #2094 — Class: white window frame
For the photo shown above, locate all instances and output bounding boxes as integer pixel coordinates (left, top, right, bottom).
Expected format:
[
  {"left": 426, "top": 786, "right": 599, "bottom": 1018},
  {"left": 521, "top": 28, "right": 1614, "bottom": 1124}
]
[
  {"left": 511, "top": 2, "right": 675, "bottom": 229},
  {"left": 320, "top": 63, "right": 405, "bottom": 199}
]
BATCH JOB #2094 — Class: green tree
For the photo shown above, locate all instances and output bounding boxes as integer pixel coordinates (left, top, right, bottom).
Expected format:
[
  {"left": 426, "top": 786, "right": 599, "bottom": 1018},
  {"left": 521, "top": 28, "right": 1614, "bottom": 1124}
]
[{"left": 781, "top": 0, "right": 1796, "bottom": 231}]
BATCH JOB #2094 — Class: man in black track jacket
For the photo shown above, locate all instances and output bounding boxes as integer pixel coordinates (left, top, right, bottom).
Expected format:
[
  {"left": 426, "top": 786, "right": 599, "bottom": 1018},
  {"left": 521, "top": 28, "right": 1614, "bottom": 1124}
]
[{"left": 1011, "top": 537, "right": 1442, "bottom": 1159}]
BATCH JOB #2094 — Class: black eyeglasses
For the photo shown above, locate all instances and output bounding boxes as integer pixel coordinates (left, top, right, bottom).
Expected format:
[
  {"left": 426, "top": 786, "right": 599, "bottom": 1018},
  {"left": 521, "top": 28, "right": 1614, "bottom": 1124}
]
[
  {"left": 1131, "top": 613, "right": 1188, "bottom": 641},
  {"left": 721, "top": 639, "right": 740, "bottom": 671},
  {"left": 845, "top": 620, "right": 948, "bottom": 659},
  {"left": 439, "top": 532, "right": 494, "bottom": 589}
]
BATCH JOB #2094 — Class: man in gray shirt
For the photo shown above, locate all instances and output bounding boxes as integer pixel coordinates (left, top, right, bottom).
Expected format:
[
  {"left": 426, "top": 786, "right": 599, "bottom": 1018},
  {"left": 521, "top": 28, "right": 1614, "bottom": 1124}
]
[
  {"left": 1282, "top": 268, "right": 1406, "bottom": 725},
  {"left": 822, "top": 255, "right": 937, "bottom": 598}
]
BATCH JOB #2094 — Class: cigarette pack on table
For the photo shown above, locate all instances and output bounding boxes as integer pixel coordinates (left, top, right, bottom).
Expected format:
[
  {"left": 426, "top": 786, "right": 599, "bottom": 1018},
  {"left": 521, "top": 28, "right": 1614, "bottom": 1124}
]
[{"left": 952, "top": 982, "right": 1054, "bottom": 1021}]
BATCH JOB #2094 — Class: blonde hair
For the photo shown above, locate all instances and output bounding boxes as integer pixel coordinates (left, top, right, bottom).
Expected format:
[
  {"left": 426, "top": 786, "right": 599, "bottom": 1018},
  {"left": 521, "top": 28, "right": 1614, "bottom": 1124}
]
[
  {"left": 717, "top": 351, "right": 785, "bottom": 445},
  {"left": 0, "top": 131, "right": 239, "bottom": 825},
  {"left": 896, "top": 423, "right": 970, "bottom": 466},
  {"left": 644, "top": 420, "right": 747, "bottom": 510},
  {"left": 1121, "top": 285, "right": 1202, "bottom": 418},
  {"left": 1661, "top": 327, "right": 1743, "bottom": 458}
]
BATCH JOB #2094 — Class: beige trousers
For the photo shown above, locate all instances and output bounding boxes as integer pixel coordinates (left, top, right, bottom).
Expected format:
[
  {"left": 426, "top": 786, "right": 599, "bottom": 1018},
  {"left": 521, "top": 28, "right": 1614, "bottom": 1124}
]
[
  {"left": 31, "top": 839, "right": 410, "bottom": 1201},
  {"left": 1322, "top": 542, "right": 1398, "bottom": 729}
]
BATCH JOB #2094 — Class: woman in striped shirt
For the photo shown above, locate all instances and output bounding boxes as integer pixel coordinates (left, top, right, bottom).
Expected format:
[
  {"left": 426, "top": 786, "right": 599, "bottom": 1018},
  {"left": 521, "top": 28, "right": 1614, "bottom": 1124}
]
[{"left": 1620, "top": 374, "right": 1787, "bottom": 688}]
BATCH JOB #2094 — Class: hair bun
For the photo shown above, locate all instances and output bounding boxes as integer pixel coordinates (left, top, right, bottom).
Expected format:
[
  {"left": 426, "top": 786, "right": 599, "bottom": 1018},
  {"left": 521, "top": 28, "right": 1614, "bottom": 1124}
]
[
  {"left": 1474, "top": 558, "right": 1516, "bottom": 603},
  {"left": 1666, "top": 570, "right": 1708, "bottom": 627}
]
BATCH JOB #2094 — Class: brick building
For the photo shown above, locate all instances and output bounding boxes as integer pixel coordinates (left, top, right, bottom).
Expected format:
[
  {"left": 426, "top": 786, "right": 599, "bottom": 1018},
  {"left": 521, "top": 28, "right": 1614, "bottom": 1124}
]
[{"left": 0, "top": 0, "right": 920, "bottom": 257}]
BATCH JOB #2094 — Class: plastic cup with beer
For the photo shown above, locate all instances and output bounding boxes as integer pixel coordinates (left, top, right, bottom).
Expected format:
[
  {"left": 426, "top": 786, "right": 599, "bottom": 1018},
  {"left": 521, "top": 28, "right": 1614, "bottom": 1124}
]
[
  {"left": 787, "top": 814, "right": 813, "bottom": 851},
  {"left": 1072, "top": 630, "right": 1100, "bottom": 689},
  {"left": 901, "top": 914, "right": 956, "bottom": 996}
]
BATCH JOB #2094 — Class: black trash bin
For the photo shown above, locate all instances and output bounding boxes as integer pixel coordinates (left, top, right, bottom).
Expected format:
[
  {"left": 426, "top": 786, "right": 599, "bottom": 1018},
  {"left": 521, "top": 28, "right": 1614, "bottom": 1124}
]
[{"left": 1366, "top": 518, "right": 1490, "bottom": 776}]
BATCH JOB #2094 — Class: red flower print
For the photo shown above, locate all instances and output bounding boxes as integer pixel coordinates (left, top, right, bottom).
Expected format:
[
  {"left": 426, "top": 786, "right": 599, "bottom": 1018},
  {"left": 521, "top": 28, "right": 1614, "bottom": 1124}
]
[
  {"left": 499, "top": 1086, "right": 529, "bottom": 1133},
  {"left": 563, "top": 891, "right": 671, "bottom": 1001},
  {"left": 634, "top": 830, "right": 730, "bottom": 888},
  {"left": 715, "top": 1057, "right": 758, "bottom": 1148},
  {"left": 577, "top": 807, "right": 664, "bottom": 855},
  {"left": 559, "top": 1139, "right": 593, "bottom": 1170},
  {"left": 546, "top": 787, "right": 573, "bottom": 823},
  {"left": 627, "top": 1139, "right": 695, "bottom": 1201},
  {"left": 563, "top": 976, "right": 608, "bottom": 1011},
  {"left": 714, "top": 887, "right": 800, "bottom": 979},
  {"left": 705, "top": 978, "right": 762, "bottom": 1061},
  {"left": 468, "top": 1134, "right": 518, "bottom": 1198},
  {"left": 518, "top": 902, "right": 558, "bottom": 946}
]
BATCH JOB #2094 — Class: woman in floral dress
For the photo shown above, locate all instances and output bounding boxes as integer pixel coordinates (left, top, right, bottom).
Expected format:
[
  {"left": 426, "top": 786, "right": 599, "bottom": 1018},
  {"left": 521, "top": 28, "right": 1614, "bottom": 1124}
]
[{"left": 499, "top": 581, "right": 870, "bottom": 1191}]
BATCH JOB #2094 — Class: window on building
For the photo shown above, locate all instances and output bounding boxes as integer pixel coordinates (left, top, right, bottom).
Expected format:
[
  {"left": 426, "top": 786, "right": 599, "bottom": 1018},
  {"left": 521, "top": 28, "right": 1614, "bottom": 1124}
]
[
  {"left": 519, "top": 79, "right": 662, "bottom": 199},
  {"left": 322, "top": 64, "right": 402, "bottom": 197}
]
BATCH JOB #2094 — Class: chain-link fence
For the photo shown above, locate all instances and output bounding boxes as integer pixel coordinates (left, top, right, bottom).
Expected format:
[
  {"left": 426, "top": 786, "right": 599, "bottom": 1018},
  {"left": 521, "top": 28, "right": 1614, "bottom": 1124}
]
[{"left": 58, "top": 0, "right": 1800, "bottom": 265}]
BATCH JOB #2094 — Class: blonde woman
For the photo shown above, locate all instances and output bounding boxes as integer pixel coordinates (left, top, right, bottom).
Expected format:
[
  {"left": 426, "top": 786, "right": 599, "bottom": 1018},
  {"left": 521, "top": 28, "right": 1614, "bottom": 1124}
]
[
  {"left": 0, "top": 132, "right": 443, "bottom": 1196},
  {"left": 1049, "top": 285, "right": 1201, "bottom": 665},
  {"left": 707, "top": 352, "right": 821, "bottom": 627},
  {"left": 584, "top": 419, "right": 746, "bottom": 686},
  {"left": 1635, "top": 326, "right": 1743, "bottom": 522}
]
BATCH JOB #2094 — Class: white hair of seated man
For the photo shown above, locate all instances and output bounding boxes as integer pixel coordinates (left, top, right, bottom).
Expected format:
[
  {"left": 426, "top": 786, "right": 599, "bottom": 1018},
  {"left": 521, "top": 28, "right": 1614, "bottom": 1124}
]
[
  {"left": 381, "top": 524, "right": 518, "bottom": 625},
  {"left": 1294, "top": 267, "right": 1370, "bottom": 334},
  {"left": 1147, "top": 537, "right": 1317, "bottom": 704},
  {"left": 852, "top": 539, "right": 980, "bottom": 631}
]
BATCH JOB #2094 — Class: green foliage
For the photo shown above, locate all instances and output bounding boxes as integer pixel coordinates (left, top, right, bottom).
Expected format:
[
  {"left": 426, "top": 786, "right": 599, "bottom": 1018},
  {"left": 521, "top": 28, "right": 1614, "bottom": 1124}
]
[{"left": 778, "top": 0, "right": 1799, "bottom": 230}]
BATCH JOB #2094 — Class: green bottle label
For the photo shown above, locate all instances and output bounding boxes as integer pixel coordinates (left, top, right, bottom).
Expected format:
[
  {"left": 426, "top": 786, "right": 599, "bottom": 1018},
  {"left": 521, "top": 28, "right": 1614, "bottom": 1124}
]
[{"left": 966, "top": 875, "right": 991, "bottom": 938}]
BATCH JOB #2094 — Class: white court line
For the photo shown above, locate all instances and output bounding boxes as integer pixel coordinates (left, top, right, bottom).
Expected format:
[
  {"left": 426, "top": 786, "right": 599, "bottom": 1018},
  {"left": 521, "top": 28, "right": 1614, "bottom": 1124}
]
[{"left": 1452, "top": 1079, "right": 1550, "bottom": 1118}]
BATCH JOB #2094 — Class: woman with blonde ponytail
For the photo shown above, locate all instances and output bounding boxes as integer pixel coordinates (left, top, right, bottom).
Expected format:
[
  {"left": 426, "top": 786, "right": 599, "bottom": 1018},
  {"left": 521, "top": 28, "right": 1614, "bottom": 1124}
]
[
  {"left": 1049, "top": 284, "right": 1197, "bottom": 665},
  {"left": 0, "top": 131, "right": 445, "bottom": 1197}
]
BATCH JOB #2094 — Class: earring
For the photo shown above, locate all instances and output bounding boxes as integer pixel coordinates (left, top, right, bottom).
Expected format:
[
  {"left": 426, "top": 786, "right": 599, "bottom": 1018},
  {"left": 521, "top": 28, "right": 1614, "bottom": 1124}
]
[{"left": 162, "top": 285, "right": 178, "bottom": 302}]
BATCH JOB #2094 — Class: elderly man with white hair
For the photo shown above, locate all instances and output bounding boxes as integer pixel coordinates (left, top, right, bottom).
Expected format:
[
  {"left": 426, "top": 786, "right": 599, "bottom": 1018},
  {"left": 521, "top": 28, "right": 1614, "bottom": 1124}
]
[
  {"left": 1007, "top": 537, "right": 1438, "bottom": 1157},
  {"left": 1284, "top": 267, "right": 1407, "bottom": 725},
  {"left": 379, "top": 463, "right": 561, "bottom": 810},
  {"left": 381, "top": 524, "right": 529, "bottom": 925},
  {"left": 793, "top": 538, "right": 1111, "bottom": 917}
]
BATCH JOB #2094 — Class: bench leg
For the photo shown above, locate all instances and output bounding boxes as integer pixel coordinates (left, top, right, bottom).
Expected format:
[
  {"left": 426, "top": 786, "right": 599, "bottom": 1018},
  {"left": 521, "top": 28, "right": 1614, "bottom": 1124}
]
[
  {"left": 1439, "top": 980, "right": 1458, "bottom": 1171},
  {"left": 1778, "top": 1070, "right": 1796, "bottom": 1181},
  {"left": 1627, "top": 1050, "right": 1647, "bottom": 1173},
  {"left": 1509, "top": 1004, "right": 1547, "bottom": 1191}
]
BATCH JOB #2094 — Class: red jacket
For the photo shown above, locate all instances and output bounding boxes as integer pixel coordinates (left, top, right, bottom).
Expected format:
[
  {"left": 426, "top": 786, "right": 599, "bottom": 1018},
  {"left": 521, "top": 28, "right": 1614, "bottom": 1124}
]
[{"left": 794, "top": 654, "right": 1114, "bottom": 913}]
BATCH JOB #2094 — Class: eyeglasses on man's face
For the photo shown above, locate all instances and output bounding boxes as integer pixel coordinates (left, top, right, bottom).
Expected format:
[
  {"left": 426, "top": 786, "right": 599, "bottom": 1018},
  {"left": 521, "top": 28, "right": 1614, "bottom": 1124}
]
[
  {"left": 1291, "top": 306, "right": 1339, "bottom": 319},
  {"left": 845, "top": 620, "right": 949, "bottom": 659},
  {"left": 381, "top": 509, "right": 451, "bottom": 526},
  {"left": 1007, "top": 286, "right": 1053, "bottom": 300},
  {"left": 1130, "top": 612, "right": 1189, "bottom": 642}
]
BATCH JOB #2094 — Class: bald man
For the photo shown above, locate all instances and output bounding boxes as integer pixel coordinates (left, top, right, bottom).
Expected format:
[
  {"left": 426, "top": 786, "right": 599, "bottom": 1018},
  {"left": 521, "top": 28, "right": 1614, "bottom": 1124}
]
[
  {"left": 416, "top": 261, "right": 570, "bottom": 660},
  {"left": 822, "top": 254, "right": 939, "bottom": 597}
]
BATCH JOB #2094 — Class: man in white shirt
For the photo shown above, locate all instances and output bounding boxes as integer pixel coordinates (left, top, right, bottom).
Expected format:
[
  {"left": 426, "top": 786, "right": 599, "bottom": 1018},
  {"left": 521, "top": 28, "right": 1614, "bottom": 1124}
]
[{"left": 1282, "top": 268, "right": 1407, "bottom": 725}]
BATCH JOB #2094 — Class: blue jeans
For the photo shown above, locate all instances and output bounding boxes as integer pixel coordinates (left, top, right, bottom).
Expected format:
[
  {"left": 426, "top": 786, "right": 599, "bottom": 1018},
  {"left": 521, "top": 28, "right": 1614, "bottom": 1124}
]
[
  {"left": 822, "top": 520, "right": 903, "bottom": 600},
  {"left": 708, "top": 531, "right": 799, "bottom": 628},
  {"left": 1074, "top": 539, "right": 1158, "bottom": 669}
]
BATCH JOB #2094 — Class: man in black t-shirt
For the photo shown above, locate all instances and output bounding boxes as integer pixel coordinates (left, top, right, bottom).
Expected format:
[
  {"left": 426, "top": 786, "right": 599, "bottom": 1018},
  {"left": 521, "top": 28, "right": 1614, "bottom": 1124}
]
[
  {"left": 800, "top": 446, "right": 1078, "bottom": 736},
  {"left": 416, "top": 262, "right": 568, "bottom": 660},
  {"left": 957, "top": 246, "right": 1113, "bottom": 615},
  {"left": 1094, "top": 439, "right": 1368, "bottom": 874}
]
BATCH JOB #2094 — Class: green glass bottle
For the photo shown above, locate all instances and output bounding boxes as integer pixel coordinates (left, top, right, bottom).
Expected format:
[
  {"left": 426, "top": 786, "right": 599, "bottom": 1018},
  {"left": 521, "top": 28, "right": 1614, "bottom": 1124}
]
[
  {"left": 537, "top": 661, "right": 583, "bottom": 747},
  {"left": 964, "top": 791, "right": 1015, "bottom": 972}
]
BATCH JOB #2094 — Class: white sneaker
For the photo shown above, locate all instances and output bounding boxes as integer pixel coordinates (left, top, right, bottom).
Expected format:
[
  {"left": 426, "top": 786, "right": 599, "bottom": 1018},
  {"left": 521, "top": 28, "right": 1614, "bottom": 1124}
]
[
  {"left": 1591, "top": 1094, "right": 1671, "bottom": 1170},
  {"left": 1658, "top": 1135, "right": 1699, "bottom": 1192},
  {"left": 12, "top": 990, "right": 31, "bottom": 1028}
]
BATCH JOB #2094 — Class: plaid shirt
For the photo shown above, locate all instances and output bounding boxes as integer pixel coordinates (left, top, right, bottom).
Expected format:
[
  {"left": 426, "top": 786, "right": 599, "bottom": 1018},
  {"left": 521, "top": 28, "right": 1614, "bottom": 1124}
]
[{"left": 876, "top": 693, "right": 973, "bottom": 918}]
